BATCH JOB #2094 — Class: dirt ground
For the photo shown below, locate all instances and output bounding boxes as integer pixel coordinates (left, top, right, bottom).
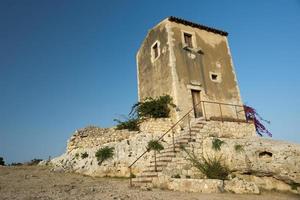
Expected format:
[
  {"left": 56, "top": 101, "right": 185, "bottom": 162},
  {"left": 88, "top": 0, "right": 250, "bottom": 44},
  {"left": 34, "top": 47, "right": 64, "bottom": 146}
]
[{"left": 0, "top": 166, "right": 299, "bottom": 200}]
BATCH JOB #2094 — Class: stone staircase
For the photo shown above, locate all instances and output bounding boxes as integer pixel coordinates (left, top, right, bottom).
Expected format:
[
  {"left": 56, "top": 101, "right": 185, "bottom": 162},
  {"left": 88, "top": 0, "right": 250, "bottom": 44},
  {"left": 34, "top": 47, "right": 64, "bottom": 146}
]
[{"left": 131, "top": 119, "right": 206, "bottom": 187}]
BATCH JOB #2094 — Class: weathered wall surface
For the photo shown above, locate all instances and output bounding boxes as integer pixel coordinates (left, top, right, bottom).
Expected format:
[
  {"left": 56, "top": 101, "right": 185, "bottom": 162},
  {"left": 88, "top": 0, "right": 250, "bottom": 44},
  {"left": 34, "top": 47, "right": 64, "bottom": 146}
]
[
  {"left": 52, "top": 128, "right": 152, "bottom": 177},
  {"left": 49, "top": 120, "right": 300, "bottom": 194},
  {"left": 139, "top": 118, "right": 173, "bottom": 135},
  {"left": 158, "top": 123, "right": 300, "bottom": 194},
  {"left": 137, "top": 20, "right": 173, "bottom": 103},
  {"left": 67, "top": 127, "right": 136, "bottom": 152},
  {"left": 51, "top": 119, "right": 173, "bottom": 177},
  {"left": 137, "top": 18, "right": 244, "bottom": 124},
  {"left": 169, "top": 21, "right": 243, "bottom": 120}
]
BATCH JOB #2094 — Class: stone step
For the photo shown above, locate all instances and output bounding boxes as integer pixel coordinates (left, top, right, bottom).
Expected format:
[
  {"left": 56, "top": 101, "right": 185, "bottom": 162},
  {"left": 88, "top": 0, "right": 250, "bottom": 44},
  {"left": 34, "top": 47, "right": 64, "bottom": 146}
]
[
  {"left": 176, "top": 140, "right": 189, "bottom": 145},
  {"left": 190, "top": 128, "right": 201, "bottom": 132},
  {"left": 147, "top": 162, "right": 168, "bottom": 168},
  {"left": 139, "top": 171, "right": 158, "bottom": 177},
  {"left": 132, "top": 177, "right": 153, "bottom": 183},
  {"left": 177, "top": 133, "right": 197, "bottom": 137},
  {"left": 144, "top": 166, "right": 164, "bottom": 172},
  {"left": 156, "top": 155, "right": 176, "bottom": 160},
  {"left": 137, "top": 174, "right": 158, "bottom": 178},
  {"left": 157, "top": 152, "right": 176, "bottom": 157},
  {"left": 150, "top": 157, "right": 173, "bottom": 163},
  {"left": 175, "top": 136, "right": 196, "bottom": 141},
  {"left": 160, "top": 148, "right": 180, "bottom": 154}
]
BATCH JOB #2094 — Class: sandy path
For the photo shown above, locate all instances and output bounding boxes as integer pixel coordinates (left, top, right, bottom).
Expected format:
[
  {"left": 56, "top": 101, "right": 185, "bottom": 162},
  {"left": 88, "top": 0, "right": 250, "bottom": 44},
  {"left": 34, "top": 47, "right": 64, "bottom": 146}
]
[{"left": 0, "top": 166, "right": 298, "bottom": 200}]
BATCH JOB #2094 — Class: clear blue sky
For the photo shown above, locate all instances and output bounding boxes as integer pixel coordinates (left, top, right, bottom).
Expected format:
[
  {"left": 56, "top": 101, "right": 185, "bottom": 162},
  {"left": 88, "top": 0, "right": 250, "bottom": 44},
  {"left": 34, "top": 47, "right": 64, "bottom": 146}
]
[{"left": 1, "top": 0, "right": 299, "bottom": 164}]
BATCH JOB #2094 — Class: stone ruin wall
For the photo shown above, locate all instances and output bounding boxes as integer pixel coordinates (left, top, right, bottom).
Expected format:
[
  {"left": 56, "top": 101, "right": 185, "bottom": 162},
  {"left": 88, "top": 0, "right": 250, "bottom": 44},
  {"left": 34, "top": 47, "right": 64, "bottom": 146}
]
[
  {"left": 50, "top": 118, "right": 300, "bottom": 194},
  {"left": 67, "top": 118, "right": 173, "bottom": 153}
]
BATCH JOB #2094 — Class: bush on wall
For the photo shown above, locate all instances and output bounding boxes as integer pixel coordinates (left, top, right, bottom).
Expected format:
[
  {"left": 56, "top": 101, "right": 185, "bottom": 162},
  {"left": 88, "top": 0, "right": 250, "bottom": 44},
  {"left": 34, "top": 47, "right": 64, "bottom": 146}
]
[
  {"left": 130, "top": 95, "right": 176, "bottom": 119},
  {"left": 114, "top": 95, "right": 176, "bottom": 131}
]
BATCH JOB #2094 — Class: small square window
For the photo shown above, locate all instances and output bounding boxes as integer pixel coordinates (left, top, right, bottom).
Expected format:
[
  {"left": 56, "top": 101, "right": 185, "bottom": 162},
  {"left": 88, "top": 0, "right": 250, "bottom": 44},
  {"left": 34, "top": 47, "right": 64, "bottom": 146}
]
[
  {"left": 209, "top": 72, "right": 222, "bottom": 83},
  {"left": 184, "top": 33, "right": 193, "bottom": 48},
  {"left": 211, "top": 74, "right": 218, "bottom": 80}
]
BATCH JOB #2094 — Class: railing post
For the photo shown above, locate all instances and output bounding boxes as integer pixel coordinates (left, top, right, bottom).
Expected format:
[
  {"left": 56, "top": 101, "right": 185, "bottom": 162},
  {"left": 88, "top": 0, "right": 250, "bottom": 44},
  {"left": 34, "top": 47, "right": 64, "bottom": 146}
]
[
  {"left": 154, "top": 150, "right": 157, "bottom": 172},
  {"left": 202, "top": 101, "right": 207, "bottom": 121},
  {"left": 187, "top": 114, "right": 191, "bottom": 141},
  {"left": 172, "top": 129, "right": 175, "bottom": 153},
  {"left": 219, "top": 104, "right": 223, "bottom": 122},
  {"left": 129, "top": 167, "right": 132, "bottom": 187},
  {"left": 235, "top": 105, "right": 239, "bottom": 121}
]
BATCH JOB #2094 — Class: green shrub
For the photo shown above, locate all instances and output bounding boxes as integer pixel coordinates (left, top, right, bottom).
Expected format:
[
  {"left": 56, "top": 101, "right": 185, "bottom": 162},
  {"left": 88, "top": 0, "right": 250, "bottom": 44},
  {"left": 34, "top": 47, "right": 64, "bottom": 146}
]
[
  {"left": 181, "top": 147, "right": 229, "bottom": 180},
  {"left": 114, "top": 117, "right": 139, "bottom": 131},
  {"left": 130, "top": 172, "right": 136, "bottom": 178},
  {"left": 95, "top": 146, "right": 114, "bottom": 165},
  {"left": 81, "top": 152, "right": 89, "bottom": 159},
  {"left": 0, "top": 157, "right": 5, "bottom": 166},
  {"left": 212, "top": 138, "right": 225, "bottom": 151},
  {"left": 234, "top": 144, "right": 244, "bottom": 153},
  {"left": 74, "top": 153, "right": 79, "bottom": 159},
  {"left": 290, "top": 182, "right": 300, "bottom": 190},
  {"left": 147, "top": 140, "right": 164, "bottom": 152},
  {"left": 131, "top": 95, "right": 176, "bottom": 118}
]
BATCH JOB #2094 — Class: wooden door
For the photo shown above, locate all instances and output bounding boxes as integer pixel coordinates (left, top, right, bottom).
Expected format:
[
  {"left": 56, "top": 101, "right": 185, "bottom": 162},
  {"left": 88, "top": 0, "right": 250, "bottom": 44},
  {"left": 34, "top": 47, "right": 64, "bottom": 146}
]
[{"left": 191, "top": 90, "right": 203, "bottom": 118}]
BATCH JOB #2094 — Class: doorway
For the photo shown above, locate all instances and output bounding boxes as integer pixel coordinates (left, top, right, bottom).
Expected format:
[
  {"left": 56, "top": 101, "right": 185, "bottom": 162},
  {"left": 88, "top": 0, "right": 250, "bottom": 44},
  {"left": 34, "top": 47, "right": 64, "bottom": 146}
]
[{"left": 191, "top": 90, "right": 203, "bottom": 118}]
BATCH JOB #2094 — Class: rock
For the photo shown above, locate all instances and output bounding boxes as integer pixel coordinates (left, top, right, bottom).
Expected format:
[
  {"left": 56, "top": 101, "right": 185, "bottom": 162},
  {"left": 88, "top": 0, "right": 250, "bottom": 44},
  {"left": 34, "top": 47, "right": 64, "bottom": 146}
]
[
  {"left": 168, "top": 179, "right": 224, "bottom": 193},
  {"left": 50, "top": 166, "right": 65, "bottom": 173},
  {"left": 141, "top": 185, "right": 152, "bottom": 191},
  {"left": 224, "top": 177, "right": 260, "bottom": 194}
]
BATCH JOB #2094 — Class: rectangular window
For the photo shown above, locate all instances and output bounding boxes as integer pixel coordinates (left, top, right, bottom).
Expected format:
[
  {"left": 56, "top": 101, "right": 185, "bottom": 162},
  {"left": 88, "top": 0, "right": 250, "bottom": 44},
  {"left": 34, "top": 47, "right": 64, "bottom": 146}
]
[
  {"left": 184, "top": 33, "right": 193, "bottom": 48},
  {"left": 152, "top": 43, "right": 159, "bottom": 59}
]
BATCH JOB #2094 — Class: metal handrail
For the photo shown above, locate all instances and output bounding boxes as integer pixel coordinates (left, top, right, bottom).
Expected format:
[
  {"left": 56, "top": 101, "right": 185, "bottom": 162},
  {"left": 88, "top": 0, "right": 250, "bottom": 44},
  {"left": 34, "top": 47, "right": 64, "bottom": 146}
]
[
  {"left": 128, "top": 100, "right": 249, "bottom": 186},
  {"left": 128, "top": 102, "right": 200, "bottom": 169}
]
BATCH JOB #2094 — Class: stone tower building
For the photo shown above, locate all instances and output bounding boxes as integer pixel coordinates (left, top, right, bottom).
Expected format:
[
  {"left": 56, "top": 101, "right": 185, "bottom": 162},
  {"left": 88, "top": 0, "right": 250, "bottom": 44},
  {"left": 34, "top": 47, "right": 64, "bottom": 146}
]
[{"left": 137, "top": 17, "right": 244, "bottom": 123}]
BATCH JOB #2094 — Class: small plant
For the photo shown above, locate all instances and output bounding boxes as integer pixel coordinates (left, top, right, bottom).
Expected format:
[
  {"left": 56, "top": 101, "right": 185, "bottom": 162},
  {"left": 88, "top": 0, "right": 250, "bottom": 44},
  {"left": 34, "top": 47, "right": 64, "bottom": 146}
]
[
  {"left": 212, "top": 138, "right": 225, "bottom": 151},
  {"left": 147, "top": 140, "right": 164, "bottom": 172},
  {"left": 147, "top": 140, "right": 164, "bottom": 152},
  {"left": 130, "top": 172, "right": 136, "bottom": 178},
  {"left": 81, "top": 152, "right": 89, "bottom": 159},
  {"left": 74, "top": 153, "right": 79, "bottom": 159},
  {"left": 95, "top": 146, "right": 114, "bottom": 165},
  {"left": 171, "top": 174, "right": 181, "bottom": 178},
  {"left": 181, "top": 146, "right": 229, "bottom": 180},
  {"left": 114, "top": 117, "right": 140, "bottom": 131},
  {"left": 130, "top": 95, "right": 176, "bottom": 119},
  {"left": 290, "top": 182, "right": 300, "bottom": 190},
  {"left": 234, "top": 144, "right": 244, "bottom": 153},
  {"left": 0, "top": 157, "right": 5, "bottom": 166}
]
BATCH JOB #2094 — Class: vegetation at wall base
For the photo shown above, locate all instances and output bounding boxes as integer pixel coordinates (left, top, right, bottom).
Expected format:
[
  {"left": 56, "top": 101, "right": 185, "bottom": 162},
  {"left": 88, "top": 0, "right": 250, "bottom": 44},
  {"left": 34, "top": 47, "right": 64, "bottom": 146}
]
[
  {"left": 114, "top": 117, "right": 140, "bottom": 131},
  {"left": 212, "top": 138, "right": 225, "bottom": 151},
  {"left": 81, "top": 152, "right": 89, "bottom": 159},
  {"left": 244, "top": 104, "right": 272, "bottom": 137},
  {"left": 181, "top": 146, "right": 229, "bottom": 180},
  {"left": 95, "top": 146, "right": 114, "bottom": 165},
  {"left": 234, "top": 144, "right": 244, "bottom": 153},
  {"left": 147, "top": 140, "right": 164, "bottom": 152}
]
